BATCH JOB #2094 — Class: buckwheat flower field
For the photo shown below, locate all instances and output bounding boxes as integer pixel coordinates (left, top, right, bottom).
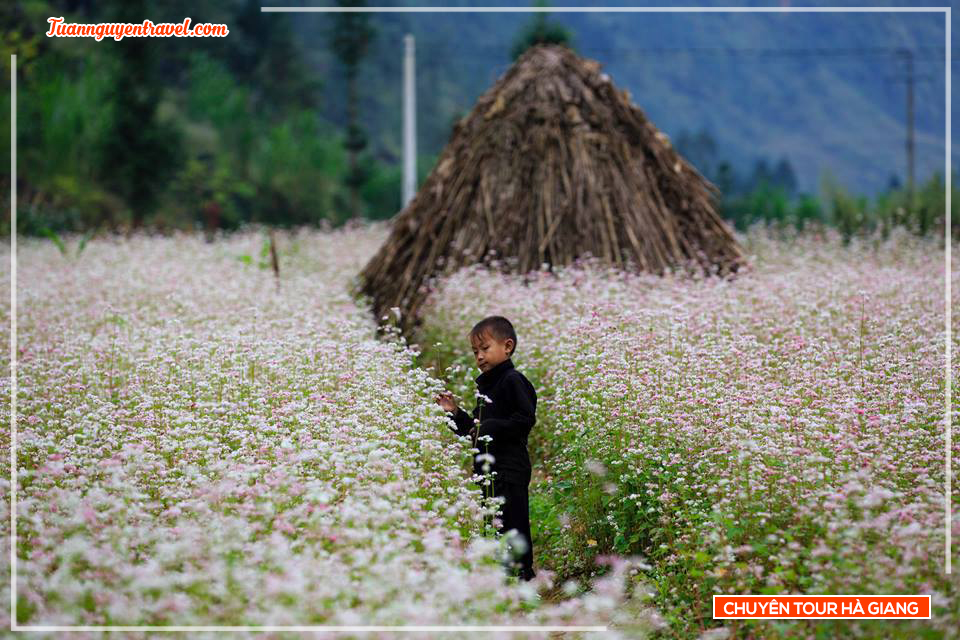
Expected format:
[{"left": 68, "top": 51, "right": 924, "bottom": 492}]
[
  {"left": 0, "top": 225, "right": 660, "bottom": 639},
  {"left": 419, "top": 225, "right": 960, "bottom": 639}
]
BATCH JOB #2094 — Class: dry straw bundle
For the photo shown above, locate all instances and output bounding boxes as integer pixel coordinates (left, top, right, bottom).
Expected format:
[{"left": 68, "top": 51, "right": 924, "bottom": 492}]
[{"left": 356, "top": 44, "right": 747, "bottom": 335}]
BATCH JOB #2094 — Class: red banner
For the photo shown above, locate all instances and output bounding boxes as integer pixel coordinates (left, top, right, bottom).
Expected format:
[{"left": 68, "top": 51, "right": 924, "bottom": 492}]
[{"left": 713, "top": 595, "right": 931, "bottom": 619}]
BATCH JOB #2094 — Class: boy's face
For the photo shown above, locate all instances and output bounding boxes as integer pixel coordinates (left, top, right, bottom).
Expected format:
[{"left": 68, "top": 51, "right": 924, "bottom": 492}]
[{"left": 470, "top": 331, "right": 514, "bottom": 373}]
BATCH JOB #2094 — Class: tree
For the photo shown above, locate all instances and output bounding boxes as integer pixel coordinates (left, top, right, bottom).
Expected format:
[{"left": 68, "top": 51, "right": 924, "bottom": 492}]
[
  {"left": 229, "top": 0, "right": 321, "bottom": 120},
  {"left": 509, "top": 0, "right": 574, "bottom": 60},
  {"left": 329, "top": 0, "right": 376, "bottom": 219},
  {"left": 772, "top": 156, "right": 797, "bottom": 195},
  {"left": 97, "top": 0, "right": 183, "bottom": 230},
  {"left": 748, "top": 158, "right": 773, "bottom": 191},
  {"left": 714, "top": 161, "right": 737, "bottom": 198}
]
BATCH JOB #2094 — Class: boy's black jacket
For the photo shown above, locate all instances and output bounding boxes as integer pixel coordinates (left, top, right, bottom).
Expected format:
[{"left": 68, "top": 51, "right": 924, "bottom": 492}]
[{"left": 447, "top": 358, "right": 537, "bottom": 485}]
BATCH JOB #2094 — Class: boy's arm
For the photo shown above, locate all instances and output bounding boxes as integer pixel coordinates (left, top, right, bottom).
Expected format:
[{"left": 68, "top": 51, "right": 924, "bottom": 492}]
[
  {"left": 448, "top": 403, "right": 479, "bottom": 438},
  {"left": 476, "top": 375, "right": 537, "bottom": 445}
]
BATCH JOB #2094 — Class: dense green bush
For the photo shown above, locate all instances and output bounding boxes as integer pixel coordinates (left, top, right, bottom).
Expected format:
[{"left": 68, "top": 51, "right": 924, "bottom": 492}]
[{"left": 718, "top": 171, "right": 957, "bottom": 243}]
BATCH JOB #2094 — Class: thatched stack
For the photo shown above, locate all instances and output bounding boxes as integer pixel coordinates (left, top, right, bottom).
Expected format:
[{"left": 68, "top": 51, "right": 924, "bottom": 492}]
[{"left": 356, "top": 44, "right": 748, "bottom": 336}]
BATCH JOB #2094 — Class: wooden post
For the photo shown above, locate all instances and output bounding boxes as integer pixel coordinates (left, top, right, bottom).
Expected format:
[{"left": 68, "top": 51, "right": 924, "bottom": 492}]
[{"left": 269, "top": 228, "right": 280, "bottom": 290}]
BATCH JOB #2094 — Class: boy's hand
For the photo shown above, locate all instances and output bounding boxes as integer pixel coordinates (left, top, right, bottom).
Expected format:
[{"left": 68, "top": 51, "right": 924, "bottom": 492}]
[{"left": 435, "top": 391, "right": 458, "bottom": 412}]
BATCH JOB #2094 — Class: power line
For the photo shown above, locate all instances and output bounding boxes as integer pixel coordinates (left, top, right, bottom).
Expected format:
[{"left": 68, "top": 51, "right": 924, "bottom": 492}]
[
  {"left": 577, "top": 45, "right": 955, "bottom": 60},
  {"left": 429, "top": 43, "right": 959, "bottom": 62}
]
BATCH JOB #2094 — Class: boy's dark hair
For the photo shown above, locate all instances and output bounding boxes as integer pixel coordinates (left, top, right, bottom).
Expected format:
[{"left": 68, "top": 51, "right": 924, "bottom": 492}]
[{"left": 469, "top": 316, "right": 518, "bottom": 357}]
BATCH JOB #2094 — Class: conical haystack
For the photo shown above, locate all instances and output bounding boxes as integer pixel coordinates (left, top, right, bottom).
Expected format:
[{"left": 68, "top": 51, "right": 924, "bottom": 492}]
[{"left": 357, "top": 44, "right": 747, "bottom": 335}]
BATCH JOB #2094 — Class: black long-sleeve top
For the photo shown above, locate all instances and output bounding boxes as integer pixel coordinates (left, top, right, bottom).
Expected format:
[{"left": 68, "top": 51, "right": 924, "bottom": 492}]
[{"left": 447, "top": 358, "right": 537, "bottom": 485}]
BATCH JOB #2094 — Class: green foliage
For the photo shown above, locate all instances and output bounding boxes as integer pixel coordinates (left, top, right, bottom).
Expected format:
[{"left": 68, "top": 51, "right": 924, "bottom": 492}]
[
  {"left": 164, "top": 153, "right": 252, "bottom": 232},
  {"left": 40, "top": 227, "right": 66, "bottom": 255},
  {"left": 165, "top": 51, "right": 348, "bottom": 231},
  {"left": 820, "top": 169, "right": 957, "bottom": 243},
  {"left": 25, "top": 59, "right": 113, "bottom": 186},
  {"left": 720, "top": 182, "right": 825, "bottom": 233},
  {"left": 16, "top": 594, "right": 36, "bottom": 624},
  {"left": 96, "top": 0, "right": 184, "bottom": 228},
  {"left": 36, "top": 226, "right": 93, "bottom": 259},
  {"left": 10, "top": 47, "right": 127, "bottom": 234},
  {"left": 792, "top": 194, "right": 823, "bottom": 231},
  {"left": 510, "top": 0, "right": 575, "bottom": 60},
  {"left": 903, "top": 170, "right": 953, "bottom": 237},
  {"left": 228, "top": 0, "right": 322, "bottom": 117},
  {"left": 821, "top": 172, "right": 869, "bottom": 243},
  {"left": 359, "top": 160, "right": 402, "bottom": 220},
  {"left": 714, "top": 167, "right": 956, "bottom": 244},
  {"left": 360, "top": 153, "right": 438, "bottom": 220},
  {"left": 185, "top": 52, "right": 251, "bottom": 145},
  {"left": 1, "top": 0, "right": 375, "bottom": 235},
  {"left": 329, "top": 0, "right": 377, "bottom": 72},
  {"left": 76, "top": 229, "right": 93, "bottom": 256},
  {"left": 248, "top": 111, "right": 348, "bottom": 227},
  {"left": 14, "top": 175, "right": 125, "bottom": 236},
  {"left": 328, "top": 0, "right": 378, "bottom": 219}
]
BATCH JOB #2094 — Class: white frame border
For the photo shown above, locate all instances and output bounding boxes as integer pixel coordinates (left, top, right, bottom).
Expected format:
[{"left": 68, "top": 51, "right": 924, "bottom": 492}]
[{"left": 8, "top": 3, "right": 953, "bottom": 632}]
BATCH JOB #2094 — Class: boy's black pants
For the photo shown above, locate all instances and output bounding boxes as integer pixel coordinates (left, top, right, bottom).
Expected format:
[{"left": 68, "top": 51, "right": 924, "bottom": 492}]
[{"left": 485, "top": 478, "right": 535, "bottom": 581}]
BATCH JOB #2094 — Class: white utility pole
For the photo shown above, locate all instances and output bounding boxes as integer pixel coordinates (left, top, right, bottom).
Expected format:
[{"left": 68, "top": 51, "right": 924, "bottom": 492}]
[{"left": 402, "top": 34, "right": 417, "bottom": 208}]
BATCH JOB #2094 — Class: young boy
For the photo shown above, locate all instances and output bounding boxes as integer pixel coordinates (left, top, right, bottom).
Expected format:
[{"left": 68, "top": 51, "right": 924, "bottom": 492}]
[{"left": 435, "top": 316, "right": 538, "bottom": 582}]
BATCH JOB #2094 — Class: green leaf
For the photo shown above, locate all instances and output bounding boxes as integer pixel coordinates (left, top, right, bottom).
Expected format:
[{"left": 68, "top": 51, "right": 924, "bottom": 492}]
[
  {"left": 614, "top": 533, "right": 627, "bottom": 550},
  {"left": 40, "top": 227, "right": 67, "bottom": 256},
  {"left": 77, "top": 230, "right": 94, "bottom": 257},
  {"left": 16, "top": 596, "right": 36, "bottom": 624},
  {"left": 81, "top": 589, "right": 96, "bottom": 612}
]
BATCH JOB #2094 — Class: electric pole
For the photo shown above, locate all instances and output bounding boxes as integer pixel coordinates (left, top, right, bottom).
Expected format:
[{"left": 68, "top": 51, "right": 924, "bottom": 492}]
[
  {"left": 890, "top": 48, "right": 932, "bottom": 209},
  {"left": 403, "top": 34, "right": 417, "bottom": 208}
]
